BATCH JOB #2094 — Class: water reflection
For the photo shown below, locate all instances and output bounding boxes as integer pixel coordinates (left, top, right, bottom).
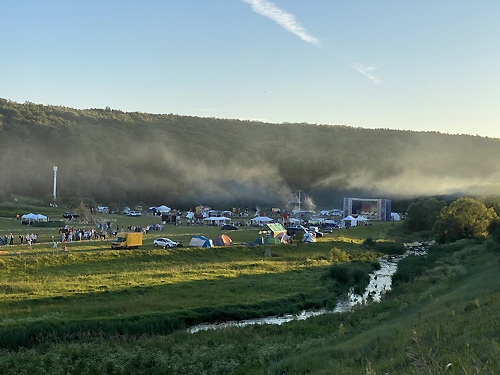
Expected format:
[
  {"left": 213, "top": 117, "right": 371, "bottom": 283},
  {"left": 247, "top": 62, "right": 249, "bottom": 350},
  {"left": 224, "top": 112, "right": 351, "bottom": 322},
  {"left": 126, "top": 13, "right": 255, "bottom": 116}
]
[{"left": 189, "top": 243, "right": 430, "bottom": 333}]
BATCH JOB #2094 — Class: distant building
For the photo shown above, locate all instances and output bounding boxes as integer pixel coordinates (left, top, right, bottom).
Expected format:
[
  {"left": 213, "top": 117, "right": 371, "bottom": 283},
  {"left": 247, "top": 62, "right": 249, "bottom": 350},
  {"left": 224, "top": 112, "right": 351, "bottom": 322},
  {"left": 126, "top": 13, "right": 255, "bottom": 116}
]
[{"left": 343, "top": 198, "right": 391, "bottom": 221}]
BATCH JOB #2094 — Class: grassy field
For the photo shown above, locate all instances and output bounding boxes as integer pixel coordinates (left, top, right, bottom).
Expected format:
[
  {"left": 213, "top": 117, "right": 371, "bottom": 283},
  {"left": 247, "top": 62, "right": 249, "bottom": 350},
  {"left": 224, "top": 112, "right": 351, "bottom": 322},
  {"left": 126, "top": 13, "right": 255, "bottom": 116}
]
[{"left": 1, "top": 204, "right": 498, "bottom": 373}]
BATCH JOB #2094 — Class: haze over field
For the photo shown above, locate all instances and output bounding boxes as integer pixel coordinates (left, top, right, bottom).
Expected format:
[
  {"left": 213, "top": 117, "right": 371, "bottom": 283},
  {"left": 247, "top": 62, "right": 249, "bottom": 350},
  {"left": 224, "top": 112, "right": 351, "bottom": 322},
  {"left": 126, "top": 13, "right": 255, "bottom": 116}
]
[{"left": 1, "top": 99, "right": 500, "bottom": 208}]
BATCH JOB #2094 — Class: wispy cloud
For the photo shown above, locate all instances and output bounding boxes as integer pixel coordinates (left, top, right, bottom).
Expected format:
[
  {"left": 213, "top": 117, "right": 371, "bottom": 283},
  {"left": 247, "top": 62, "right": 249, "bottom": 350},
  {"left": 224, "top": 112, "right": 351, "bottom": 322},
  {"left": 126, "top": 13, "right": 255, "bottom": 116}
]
[
  {"left": 243, "top": 0, "right": 320, "bottom": 46},
  {"left": 352, "top": 62, "right": 383, "bottom": 84}
]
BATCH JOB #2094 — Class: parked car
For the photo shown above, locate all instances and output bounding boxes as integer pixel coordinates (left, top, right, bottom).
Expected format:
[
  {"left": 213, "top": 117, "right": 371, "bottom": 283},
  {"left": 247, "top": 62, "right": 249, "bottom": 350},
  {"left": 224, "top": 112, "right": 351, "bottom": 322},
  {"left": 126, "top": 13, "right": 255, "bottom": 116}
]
[
  {"left": 287, "top": 225, "right": 307, "bottom": 236},
  {"left": 127, "top": 211, "right": 142, "bottom": 217},
  {"left": 63, "top": 212, "right": 79, "bottom": 219},
  {"left": 221, "top": 224, "right": 238, "bottom": 231},
  {"left": 324, "top": 227, "right": 333, "bottom": 234},
  {"left": 154, "top": 238, "right": 179, "bottom": 248}
]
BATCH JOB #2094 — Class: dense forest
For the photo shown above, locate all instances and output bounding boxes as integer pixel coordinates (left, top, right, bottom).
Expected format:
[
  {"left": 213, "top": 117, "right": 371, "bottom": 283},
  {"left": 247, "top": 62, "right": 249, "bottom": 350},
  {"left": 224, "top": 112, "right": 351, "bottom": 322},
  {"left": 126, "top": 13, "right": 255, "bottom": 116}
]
[{"left": 1, "top": 98, "right": 500, "bottom": 209}]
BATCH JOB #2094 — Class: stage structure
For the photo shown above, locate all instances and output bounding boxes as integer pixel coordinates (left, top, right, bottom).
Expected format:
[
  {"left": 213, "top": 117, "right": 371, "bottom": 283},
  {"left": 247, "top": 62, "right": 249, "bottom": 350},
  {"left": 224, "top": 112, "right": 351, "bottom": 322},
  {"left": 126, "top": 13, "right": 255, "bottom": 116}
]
[{"left": 343, "top": 198, "right": 391, "bottom": 221}]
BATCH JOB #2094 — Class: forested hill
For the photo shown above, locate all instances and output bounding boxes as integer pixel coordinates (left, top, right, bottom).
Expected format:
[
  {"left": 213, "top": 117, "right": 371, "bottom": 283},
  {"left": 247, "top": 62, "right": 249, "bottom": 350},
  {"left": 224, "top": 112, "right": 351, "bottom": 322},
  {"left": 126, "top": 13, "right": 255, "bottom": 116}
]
[{"left": 1, "top": 98, "right": 499, "bottom": 208}]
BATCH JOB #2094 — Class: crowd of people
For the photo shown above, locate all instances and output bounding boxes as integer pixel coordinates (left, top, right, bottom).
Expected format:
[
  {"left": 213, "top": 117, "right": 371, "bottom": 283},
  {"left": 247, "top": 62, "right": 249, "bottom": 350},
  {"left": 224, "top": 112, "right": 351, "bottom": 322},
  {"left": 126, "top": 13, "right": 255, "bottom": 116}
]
[{"left": 0, "top": 233, "right": 38, "bottom": 247}]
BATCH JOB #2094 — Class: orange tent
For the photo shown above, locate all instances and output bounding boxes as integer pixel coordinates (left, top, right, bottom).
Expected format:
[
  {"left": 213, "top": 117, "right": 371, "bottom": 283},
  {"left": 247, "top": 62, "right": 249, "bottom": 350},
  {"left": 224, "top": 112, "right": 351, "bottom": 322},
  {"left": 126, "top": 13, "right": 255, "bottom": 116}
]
[{"left": 214, "top": 234, "right": 233, "bottom": 246}]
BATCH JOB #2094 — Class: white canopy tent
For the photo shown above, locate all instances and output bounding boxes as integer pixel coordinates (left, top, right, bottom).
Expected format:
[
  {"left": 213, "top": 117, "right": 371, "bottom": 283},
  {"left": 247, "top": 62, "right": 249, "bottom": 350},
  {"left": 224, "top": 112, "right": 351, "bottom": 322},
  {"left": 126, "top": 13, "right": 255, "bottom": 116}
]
[
  {"left": 250, "top": 216, "right": 274, "bottom": 224},
  {"left": 357, "top": 215, "right": 369, "bottom": 222},
  {"left": 203, "top": 217, "right": 230, "bottom": 225},
  {"left": 342, "top": 215, "right": 358, "bottom": 227},
  {"left": 156, "top": 205, "right": 171, "bottom": 213},
  {"left": 21, "top": 213, "right": 48, "bottom": 224}
]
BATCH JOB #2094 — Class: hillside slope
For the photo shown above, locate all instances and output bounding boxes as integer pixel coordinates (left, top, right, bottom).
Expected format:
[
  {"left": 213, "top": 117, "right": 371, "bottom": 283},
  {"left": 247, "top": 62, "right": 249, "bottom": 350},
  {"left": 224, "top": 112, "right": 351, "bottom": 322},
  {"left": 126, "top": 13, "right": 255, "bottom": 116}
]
[{"left": 1, "top": 99, "right": 500, "bottom": 208}]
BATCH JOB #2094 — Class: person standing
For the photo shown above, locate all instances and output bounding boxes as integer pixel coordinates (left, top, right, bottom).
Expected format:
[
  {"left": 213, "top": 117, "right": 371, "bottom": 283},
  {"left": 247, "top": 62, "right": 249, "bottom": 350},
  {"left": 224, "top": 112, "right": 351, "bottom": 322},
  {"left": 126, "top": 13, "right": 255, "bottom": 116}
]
[{"left": 53, "top": 241, "right": 58, "bottom": 253}]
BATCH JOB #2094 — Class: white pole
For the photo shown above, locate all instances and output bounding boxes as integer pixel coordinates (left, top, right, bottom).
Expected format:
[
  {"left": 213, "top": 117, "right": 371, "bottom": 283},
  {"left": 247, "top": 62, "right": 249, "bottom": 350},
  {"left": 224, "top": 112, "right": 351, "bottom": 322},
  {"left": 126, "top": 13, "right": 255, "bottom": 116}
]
[
  {"left": 298, "top": 190, "right": 301, "bottom": 212},
  {"left": 53, "top": 166, "right": 57, "bottom": 202}
]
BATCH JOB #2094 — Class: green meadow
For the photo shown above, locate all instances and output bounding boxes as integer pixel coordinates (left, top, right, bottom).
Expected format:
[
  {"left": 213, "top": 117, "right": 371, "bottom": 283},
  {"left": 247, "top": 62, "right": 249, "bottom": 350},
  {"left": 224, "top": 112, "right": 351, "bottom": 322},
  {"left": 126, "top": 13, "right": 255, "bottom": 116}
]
[{"left": 0, "top": 210, "right": 499, "bottom": 374}]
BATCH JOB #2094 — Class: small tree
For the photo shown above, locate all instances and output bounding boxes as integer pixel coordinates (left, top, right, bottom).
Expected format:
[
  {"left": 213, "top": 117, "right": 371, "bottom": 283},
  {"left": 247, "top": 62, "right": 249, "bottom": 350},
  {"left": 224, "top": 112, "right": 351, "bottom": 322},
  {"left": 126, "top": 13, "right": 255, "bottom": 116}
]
[{"left": 433, "top": 198, "right": 497, "bottom": 242}]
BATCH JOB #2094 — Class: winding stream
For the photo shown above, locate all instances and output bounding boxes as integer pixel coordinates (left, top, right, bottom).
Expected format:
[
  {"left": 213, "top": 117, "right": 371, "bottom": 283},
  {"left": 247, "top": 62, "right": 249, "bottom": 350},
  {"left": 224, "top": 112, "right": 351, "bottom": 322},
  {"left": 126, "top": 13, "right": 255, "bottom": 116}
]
[{"left": 189, "top": 243, "right": 430, "bottom": 334}]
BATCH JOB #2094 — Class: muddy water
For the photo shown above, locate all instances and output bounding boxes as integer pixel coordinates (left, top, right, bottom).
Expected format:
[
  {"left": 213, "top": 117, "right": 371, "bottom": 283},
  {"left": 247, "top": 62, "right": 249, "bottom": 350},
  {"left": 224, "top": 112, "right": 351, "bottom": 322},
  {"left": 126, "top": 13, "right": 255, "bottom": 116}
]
[{"left": 188, "top": 246, "right": 428, "bottom": 334}]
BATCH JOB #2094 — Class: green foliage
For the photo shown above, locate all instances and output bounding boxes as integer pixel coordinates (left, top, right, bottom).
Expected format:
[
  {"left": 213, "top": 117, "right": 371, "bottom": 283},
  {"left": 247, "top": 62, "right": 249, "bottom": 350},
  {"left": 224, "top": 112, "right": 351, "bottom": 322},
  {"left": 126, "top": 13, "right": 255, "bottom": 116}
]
[
  {"left": 329, "top": 247, "right": 350, "bottom": 263},
  {"left": 324, "top": 260, "right": 378, "bottom": 294},
  {"left": 0, "top": 225, "right": 499, "bottom": 373},
  {"left": 404, "top": 197, "right": 446, "bottom": 232},
  {"left": 433, "top": 198, "right": 498, "bottom": 242},
  {"left": 3, "top": 99, "right": 500, "bottom": 208}
]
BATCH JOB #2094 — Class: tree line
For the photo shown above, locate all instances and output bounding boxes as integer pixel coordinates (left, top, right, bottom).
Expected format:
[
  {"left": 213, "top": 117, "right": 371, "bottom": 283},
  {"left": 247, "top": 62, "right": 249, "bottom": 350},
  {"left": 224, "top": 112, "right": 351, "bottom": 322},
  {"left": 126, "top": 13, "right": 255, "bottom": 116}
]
[{"left": 2, "top": 98, "right": 500, "bottom": 209}]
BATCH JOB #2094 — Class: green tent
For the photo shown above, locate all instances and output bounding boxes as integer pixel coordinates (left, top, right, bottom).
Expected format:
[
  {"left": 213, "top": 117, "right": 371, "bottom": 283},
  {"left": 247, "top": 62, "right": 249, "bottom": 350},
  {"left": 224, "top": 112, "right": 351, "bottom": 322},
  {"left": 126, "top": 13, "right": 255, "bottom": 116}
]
[
  {"left": 253, "top": 237, "right": 268, "bottom": 245},
  {"left": 267, "top": 237, "right": 281, "bottom": 244},
  {"left": 260, "top": 223, "right": 287, "bottom": 238}
]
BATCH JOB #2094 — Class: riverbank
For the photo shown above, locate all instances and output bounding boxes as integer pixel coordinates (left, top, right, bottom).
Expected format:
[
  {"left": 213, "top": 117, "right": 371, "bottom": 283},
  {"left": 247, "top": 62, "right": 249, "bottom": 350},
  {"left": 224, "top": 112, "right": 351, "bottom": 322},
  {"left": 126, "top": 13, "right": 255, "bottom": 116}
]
[{"left": 1, "top": 224, "right": 497, "bottom": 373}]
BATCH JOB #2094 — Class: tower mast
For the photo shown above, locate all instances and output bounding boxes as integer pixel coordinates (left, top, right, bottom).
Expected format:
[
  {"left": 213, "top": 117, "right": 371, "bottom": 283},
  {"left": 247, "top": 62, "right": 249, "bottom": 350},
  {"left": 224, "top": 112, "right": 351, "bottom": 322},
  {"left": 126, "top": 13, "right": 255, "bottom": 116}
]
[{"left": 53, "top": 166, "right": 57, "bottom": 203}]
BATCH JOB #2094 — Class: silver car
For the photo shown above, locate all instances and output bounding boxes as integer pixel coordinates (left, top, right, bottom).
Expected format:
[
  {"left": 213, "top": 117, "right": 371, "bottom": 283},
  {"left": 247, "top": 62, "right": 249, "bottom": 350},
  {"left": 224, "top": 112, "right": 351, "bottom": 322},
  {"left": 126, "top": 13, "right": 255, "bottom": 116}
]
[{"left": 154, "top": 238, "right": 179, "bottom": 248}]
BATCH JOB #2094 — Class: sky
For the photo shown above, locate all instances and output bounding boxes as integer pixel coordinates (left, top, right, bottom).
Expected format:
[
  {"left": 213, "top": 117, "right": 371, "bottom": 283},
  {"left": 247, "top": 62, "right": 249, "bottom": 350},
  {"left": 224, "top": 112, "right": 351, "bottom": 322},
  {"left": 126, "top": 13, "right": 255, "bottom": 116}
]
[{"left": 1, "top": 0, "right": 499, "bottom": 138}]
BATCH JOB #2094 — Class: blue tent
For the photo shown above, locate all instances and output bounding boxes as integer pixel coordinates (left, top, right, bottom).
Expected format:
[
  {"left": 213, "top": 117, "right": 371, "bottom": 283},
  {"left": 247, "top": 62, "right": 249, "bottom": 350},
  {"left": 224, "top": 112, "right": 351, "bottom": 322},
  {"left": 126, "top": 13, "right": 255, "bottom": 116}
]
[{"left": 189, "top": 235, "right": 214, "bottom": 248}]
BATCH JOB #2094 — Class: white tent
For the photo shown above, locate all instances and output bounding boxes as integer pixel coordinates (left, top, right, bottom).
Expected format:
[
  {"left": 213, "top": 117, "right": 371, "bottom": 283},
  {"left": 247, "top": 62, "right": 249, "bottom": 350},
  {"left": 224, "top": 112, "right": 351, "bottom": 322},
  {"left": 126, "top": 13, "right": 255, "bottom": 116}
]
[
  {"left": 21, "top": 213, "right": 37, "bottom": 222},
  {"left": 391, "top": 212, "right": 401, "bottom": 221},
  {"left": 34, "top": 214, "right": 48, "bottom": 222},
  {"left": 287, "top": 218, "right": 301, "bottom": 224},
  {"left": 357, "top": 215, "right": 368, "bottom": 222},
  {"left": 251, "top": 216, "right": 273, "bottom": 224},
  {"left": 203, "top": 217, "right": 230, "bottom": 225},
  {"left": 156, "top": 205, "right": 171, "bottom": 213},
  {"left": 21, "top": 213, "right": 48, "bottom": 224},
  {"left": 342, "top": 215, "right": 358, "bottom": 227},
  {"left": 303, "top": 232, "right": 317, "bottom": 243},
  {"left": 320, "top": 210, "right": 329, "bottom": 215}
]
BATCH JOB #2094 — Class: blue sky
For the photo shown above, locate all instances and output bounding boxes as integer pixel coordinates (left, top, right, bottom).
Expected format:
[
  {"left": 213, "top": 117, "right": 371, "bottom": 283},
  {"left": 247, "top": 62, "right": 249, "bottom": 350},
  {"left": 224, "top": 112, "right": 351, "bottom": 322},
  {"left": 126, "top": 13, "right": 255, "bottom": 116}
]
[{"left": 2, "top": 1, "right": 499, "bottom": 138}]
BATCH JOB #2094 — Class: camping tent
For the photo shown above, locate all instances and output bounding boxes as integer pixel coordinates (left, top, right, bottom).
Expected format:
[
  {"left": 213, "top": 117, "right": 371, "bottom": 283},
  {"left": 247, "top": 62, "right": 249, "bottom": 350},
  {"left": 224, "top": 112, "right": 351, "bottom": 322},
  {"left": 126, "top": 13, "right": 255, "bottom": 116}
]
[
  {"left": 342, "top": 215, "right": 358, "bottom": 227},
  {"left": 189, "top": 236, "right": 214, "bottom": 248},
  {"left": 303, "top": 232, "right": 316, "bottom": 243},
  {"left": 214, "top": 234, "right": 233, "bottom": 246},
  {"left": 276, "top": 232, "right": 291, "bottom": 244},
  {"left": 260, "top": 223, "right": 287, "bottom": 238},
  {"left": 253, "top": 237, "right": 268, "bottom": 245},
  {"left": 357, "top": 215, "right": 368, "bottom": 222},
  {"left": 267, "top": 237, "right": 281, "bottom": 244},
  {"left": 287, "top": 218, "right": 301, "bottom": 224}
]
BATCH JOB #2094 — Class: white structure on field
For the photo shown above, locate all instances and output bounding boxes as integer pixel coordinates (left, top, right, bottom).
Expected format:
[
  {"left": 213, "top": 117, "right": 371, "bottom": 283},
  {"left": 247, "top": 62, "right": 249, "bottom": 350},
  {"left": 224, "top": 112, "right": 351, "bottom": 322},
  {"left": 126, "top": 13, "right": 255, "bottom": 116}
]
[{"left": 53, "top": 166, "right": 58, "bottom": 202}]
